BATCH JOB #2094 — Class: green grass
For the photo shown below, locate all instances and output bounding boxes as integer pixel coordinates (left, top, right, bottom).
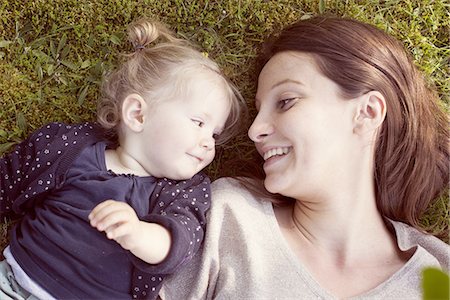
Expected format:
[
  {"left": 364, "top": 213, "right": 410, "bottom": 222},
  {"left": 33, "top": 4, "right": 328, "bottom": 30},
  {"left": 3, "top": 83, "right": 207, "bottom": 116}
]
[{"left": 0, "top": 0, "right": 448, "bottom": 248}]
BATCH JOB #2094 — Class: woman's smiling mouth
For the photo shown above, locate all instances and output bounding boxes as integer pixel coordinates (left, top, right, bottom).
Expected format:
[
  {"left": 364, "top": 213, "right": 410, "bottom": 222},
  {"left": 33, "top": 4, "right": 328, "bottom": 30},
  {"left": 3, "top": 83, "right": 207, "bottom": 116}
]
[{"left": 263, "top": 147, "right": 291, "bottom": 161}]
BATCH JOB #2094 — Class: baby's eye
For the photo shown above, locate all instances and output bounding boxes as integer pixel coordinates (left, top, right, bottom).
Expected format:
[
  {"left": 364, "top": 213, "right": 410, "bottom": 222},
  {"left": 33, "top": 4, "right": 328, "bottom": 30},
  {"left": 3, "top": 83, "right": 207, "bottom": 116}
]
[
  {"left": 278, "top": 97, "right": 297, "bottom": 110},
  {"left": 192, "top": 119, "right": 204, "bottom": 127},
  {"left": 212, "top": 133, "right": 220, "bottom": 140}
]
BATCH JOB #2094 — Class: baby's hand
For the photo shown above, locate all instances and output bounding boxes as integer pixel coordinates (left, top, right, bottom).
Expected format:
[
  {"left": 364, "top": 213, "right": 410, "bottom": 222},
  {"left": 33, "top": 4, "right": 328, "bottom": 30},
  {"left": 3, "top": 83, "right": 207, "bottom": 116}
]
[{"left": 89, "top": 200, "right": 142, "bottom": 251}]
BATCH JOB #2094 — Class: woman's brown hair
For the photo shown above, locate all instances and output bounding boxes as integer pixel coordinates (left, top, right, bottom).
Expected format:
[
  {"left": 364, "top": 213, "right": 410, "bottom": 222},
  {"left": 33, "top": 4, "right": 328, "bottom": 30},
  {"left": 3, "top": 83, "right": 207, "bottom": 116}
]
[{"left": 239, "top": 16, "right": 449, "bottom": 234}]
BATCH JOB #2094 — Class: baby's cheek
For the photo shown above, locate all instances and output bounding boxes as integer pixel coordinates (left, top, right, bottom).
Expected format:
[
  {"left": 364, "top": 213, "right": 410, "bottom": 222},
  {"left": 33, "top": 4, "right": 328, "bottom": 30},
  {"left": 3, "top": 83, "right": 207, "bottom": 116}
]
[{"left": 206, "top": 151, "right": 216, "bottom": 166}]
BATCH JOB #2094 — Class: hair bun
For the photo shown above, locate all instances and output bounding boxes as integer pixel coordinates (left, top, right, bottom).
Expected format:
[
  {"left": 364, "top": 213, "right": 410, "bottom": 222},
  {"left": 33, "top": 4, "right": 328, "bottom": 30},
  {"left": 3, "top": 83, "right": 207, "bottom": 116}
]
[{"left": 127, "top": 18, "right": 177, "bottom": 52}]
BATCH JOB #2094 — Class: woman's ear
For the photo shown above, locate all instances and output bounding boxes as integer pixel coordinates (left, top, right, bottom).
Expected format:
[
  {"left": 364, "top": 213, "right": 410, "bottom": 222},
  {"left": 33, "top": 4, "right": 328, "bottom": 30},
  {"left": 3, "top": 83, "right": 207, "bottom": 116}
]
[
  {"left": 353, "top": 91, "right": 386, "bottom": 135},
  {"left": 121, "top": 93, "right": 148, "bottom": 133}
]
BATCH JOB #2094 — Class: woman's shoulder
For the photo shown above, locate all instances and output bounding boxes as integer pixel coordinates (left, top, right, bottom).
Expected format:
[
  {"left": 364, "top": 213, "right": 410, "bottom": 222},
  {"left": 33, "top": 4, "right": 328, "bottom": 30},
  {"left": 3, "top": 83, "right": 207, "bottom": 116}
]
[
  {"left": 211, "top": 176, "right": 246, "bottom": 190},
  {"left": 389, "top": 219, "right": 449, "bottom": 270},
  {"left": 209, "top": 177, "right": 276, "bottom": 223},
  {"left": 211, "top": 177, "right": 265, "bottom": 207}
]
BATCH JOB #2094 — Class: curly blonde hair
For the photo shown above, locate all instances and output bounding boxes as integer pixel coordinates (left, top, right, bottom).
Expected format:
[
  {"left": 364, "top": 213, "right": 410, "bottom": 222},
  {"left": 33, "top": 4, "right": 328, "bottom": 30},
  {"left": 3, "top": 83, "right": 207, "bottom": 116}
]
[{"left": 97, "top": 18, "right": 245, "bottom": 145}]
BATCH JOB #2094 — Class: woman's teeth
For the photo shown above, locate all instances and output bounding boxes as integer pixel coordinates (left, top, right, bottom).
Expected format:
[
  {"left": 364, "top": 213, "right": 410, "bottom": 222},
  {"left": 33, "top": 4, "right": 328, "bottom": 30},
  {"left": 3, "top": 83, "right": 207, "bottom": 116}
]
[{"left": 263, "top": 147, "right": 290, "bottom": 161}]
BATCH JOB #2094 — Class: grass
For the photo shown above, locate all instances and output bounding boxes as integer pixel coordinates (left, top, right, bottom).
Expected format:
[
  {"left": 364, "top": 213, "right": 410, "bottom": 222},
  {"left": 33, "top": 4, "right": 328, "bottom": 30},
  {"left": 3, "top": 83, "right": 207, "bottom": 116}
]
[{"left": 0, "top": 0, "right": 448, "bottom": 249}]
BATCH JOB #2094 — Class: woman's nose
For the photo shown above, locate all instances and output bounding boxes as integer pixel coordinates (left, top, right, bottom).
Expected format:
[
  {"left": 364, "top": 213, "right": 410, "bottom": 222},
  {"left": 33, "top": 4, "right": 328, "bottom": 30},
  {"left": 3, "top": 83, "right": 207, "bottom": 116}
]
[{"left": 248, "top": 113, "right": 273, "bottom": 142}]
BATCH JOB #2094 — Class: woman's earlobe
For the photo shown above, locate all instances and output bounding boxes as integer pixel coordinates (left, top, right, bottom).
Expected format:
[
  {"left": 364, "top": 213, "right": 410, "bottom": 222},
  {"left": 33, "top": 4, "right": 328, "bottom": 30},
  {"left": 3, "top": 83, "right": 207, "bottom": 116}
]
[
  {"left": 353, "top": 91, "right": 386, "bottom": 134},
  {"left": 121, "top": 94, "right": 148, "bottom": 132}
]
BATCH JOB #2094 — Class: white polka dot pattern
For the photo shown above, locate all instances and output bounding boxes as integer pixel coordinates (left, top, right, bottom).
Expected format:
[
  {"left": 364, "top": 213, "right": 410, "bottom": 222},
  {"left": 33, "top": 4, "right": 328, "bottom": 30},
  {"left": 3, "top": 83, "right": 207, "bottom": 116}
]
[
  {"left": 1, "top": 122, "right": 101, "bottom": 216},
  {"left": 132, "top": 173, "right": 211, "bottom": 299}
]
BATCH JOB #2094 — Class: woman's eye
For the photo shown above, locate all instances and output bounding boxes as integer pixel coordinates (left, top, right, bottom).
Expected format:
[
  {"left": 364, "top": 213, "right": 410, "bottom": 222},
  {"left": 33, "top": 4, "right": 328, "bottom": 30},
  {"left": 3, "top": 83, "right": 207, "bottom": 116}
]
[
  {"left": 192, "top": 119, "right": 204, "bottom": 127},
  {"left": 278, "top": 97, "right": 297, "bottom": 110}
]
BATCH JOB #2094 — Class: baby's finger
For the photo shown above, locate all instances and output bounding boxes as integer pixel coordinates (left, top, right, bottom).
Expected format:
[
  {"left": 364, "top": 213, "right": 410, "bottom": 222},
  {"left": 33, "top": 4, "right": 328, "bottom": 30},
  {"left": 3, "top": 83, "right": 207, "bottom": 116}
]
[
  {"left": 89, "top": 200, "right": 124, "bottom": 226},
  {"left": 89, "top": 200, "right": 114, "bottom": 221},
  {"left": 95, "top": 209, "right": 132, "bottom": 232},
  {"left": 104, "top": 221, "right": 132, "bottom": 240},
  {"left": 105, "top": 223, "right": 138, "bottom": 250}
]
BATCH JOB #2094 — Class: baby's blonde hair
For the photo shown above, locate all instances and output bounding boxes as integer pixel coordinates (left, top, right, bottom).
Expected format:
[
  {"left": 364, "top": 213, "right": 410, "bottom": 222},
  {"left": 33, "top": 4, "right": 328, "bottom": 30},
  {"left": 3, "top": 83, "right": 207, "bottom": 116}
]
[{"left": 97, "top": 18, "right": 244, "bottom": 144}]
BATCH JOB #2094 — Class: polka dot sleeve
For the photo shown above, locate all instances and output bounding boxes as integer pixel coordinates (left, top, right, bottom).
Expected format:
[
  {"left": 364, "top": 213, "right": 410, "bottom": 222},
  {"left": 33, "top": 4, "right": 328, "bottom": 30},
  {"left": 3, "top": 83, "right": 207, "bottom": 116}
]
[
  {"left": 0, "top": 122, "right": 101, "bottom": 216},
  {"left": 0, "top": 122, "right": 63, "bottom": 216},
  {"left": 131, "top": 173, "right": 211, "bottom": 274},
  {"left": 130, "top": 173, "right": 211, "bottom": 299}
]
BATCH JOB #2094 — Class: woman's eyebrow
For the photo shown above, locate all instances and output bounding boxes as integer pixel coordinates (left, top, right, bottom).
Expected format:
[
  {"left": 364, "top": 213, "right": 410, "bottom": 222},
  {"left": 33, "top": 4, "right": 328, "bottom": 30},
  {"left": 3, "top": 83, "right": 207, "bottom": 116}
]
[
  {"left": 254, "top": 79, "right": 304, "bottom": 107},
  {"left": 271, "top": 79, "right": 304, "bottom": 89}
]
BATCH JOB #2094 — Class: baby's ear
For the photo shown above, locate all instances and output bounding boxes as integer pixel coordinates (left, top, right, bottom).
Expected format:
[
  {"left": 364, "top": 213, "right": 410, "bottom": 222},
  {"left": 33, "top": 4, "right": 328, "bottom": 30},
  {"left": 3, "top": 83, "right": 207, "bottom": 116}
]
[
  {"left": 353, "top": 91, "right": 386, "bottom": 135},
  {"left": 121, "top": 93, "right": 148, "bottom": 132}
]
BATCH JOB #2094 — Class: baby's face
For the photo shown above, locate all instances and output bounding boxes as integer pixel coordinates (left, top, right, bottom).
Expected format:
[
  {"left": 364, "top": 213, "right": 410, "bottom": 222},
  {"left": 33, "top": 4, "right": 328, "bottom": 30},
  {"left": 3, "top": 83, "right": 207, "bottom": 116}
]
[{"left": 137, "top": 75, "right": 231, "bottom": 180}]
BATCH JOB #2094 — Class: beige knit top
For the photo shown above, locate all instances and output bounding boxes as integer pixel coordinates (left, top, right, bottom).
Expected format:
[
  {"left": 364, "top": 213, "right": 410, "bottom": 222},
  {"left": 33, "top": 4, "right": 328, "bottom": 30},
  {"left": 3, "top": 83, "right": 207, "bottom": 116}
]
[{"left": 160, "top": 178, "right": 449, "bottom": 300}]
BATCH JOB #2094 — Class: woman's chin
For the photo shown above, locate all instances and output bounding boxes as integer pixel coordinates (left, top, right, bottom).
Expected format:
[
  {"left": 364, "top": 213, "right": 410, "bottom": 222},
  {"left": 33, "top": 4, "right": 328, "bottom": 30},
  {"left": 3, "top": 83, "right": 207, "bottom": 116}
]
[{"left": 263, "top": 177, "right": 284, "bottom": 195}]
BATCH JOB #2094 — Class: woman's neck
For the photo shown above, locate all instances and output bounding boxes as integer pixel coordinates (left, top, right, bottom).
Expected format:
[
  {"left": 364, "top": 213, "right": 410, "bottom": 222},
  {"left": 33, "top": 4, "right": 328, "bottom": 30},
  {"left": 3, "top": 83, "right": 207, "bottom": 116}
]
[
  {"left": 279, "top": 180, "right": 399, "bottom": 266},
  {"left": 274, "top": 183, "right": 410, "bottom": 298},
  {"left": 294, "top": 201, "right": 387, "bottom": 256}
]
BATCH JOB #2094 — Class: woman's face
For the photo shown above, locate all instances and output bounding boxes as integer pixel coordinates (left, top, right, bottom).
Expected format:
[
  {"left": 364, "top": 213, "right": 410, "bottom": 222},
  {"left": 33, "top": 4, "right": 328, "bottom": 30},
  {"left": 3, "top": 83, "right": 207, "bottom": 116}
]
[{"left": 248, "top": 52, "right": 359, "bottom": 200}]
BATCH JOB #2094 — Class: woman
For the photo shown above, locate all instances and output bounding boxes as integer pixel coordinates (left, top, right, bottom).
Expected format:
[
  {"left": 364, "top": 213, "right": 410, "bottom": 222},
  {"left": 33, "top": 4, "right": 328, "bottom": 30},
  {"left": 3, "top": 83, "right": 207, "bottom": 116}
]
[{"left": 160, "top": 16, "right": 449, "bottom": 299}]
